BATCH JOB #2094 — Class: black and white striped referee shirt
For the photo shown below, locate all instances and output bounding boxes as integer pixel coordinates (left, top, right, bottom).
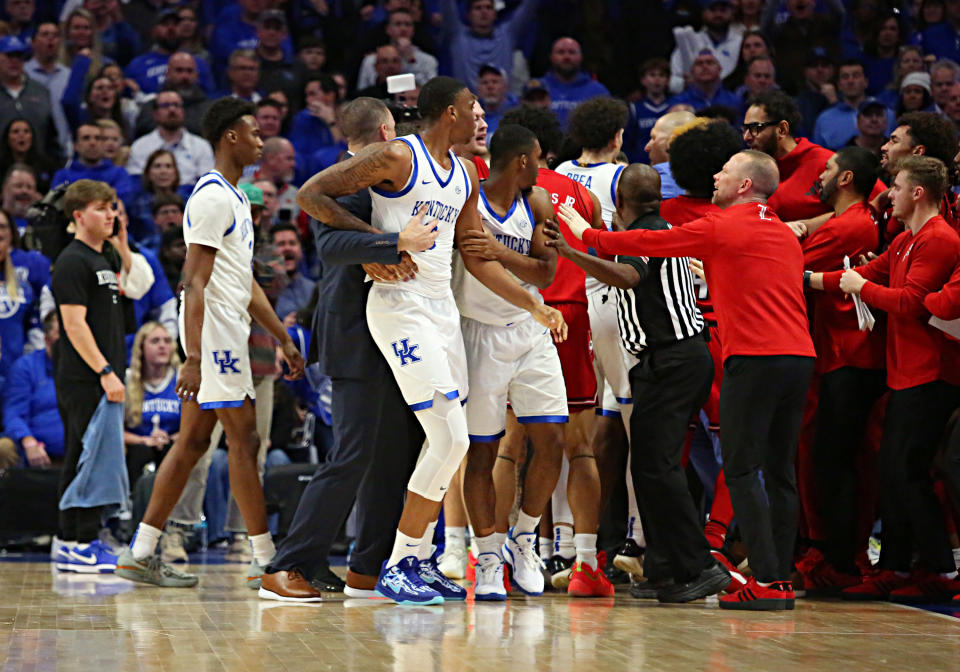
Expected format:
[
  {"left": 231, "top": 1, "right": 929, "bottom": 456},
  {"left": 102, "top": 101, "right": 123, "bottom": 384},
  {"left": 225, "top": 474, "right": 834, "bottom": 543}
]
[{"left": 614, "top": 211, "right": 705, "bottom": 356}]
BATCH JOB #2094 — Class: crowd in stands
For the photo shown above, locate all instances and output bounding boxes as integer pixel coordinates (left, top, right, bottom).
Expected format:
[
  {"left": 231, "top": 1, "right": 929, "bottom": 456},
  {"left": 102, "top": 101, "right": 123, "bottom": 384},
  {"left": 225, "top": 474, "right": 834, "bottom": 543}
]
[{"left": 0, "top": 0, "right": 958, "bottom": 593}]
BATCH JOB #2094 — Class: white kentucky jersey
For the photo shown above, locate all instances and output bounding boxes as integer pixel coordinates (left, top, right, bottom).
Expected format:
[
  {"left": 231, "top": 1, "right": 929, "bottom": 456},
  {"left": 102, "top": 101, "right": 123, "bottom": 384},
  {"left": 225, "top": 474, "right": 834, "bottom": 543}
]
[
  {"left": 369, "top": 133, "right": 472, "bottom": 298},
  {"left": 556, "top": 160, "right": 625, "bottom": 294},
  {"left": 453, "top": 186, "right": 541, "bottom": 326},
  {"left": 183, "top": 170, "right": 255, "bottom": 313}
]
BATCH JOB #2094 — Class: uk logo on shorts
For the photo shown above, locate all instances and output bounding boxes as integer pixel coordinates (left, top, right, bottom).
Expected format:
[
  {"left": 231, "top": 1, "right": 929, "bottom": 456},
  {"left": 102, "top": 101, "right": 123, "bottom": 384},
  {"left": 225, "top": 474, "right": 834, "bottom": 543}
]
[
  {"left": 391, "top": 338, "right": 421, "bottom": 366},
  {"left": 212, "top": 350, "right": 241, "bottom": 374}
]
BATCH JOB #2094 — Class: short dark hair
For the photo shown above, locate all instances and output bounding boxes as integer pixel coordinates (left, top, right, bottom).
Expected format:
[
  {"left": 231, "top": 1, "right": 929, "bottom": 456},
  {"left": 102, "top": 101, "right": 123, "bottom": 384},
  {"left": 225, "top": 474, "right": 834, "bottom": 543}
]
[
  {"left": 256, "top": 98, "right": 283, "bottom": 114},
  {"left": 151, "top": 191, "right": 184, "bottom": 216},
  {"left": 749, "top": 90, "right": 801, "bottom": 137},
  {"left": 833, "top": 146, "right": 880, "bottom": 198},
  {"left": 669, "top": 120, "right": 742, "bottom": 198},
  {"left": 64, "top": 179, "right": 116, "bottom": 217},
  {"left": 202, "top": 97, "right": 256, "bottom": 148},
  {"left": 568, "top": 97, "right": 628, "bottom": 151},
  {"left": 898, "top": 155, "right": 949, "bottom": 203},
  {"left": 489, "top": 124, "right": 538, "bottom": 171},
  {"left": 418, "top": 76, "right": 468, "bottom": 122},
  {"left": 839, "top": 58, "right": 866, "bottom": 73},
  {"left": 897, "top": 111, "right": 958, "bottom": 166},
  {"left": 270, "top": 222, "right": 300, "bottom": 240},
  {"left": 640, "top": 57, "right": 669, "bottom": 78},
  {"left": 305, "top": 73, "right": 340, "bottom": 101},
  {"left": 500, "top": 105, "right": 563, "bottom": 157}
]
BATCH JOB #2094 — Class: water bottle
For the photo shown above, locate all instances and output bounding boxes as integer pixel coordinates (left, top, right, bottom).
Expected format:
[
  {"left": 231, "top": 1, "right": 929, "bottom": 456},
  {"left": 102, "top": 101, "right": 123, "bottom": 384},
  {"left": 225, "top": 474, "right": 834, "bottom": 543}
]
[{"left": 195, "top": 514, "right": 209, "bottom": 552}]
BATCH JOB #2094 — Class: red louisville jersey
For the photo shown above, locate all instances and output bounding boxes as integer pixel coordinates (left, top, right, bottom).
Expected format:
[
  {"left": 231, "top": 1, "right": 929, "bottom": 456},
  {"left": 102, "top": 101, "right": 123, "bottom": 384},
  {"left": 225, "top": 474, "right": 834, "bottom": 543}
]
[
  {"left": 472, "top": 155, "right": 489, "bottom": 180},
  {"left": 536, "top": 167, "right": 596, "bottom": 305},
  {"left": 661, "top": 195, "right": 719, "bottom": 323}
]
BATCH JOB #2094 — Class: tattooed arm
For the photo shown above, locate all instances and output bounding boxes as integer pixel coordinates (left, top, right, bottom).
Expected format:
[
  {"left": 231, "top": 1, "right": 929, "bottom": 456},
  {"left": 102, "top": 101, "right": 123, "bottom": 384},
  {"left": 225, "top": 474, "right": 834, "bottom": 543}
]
[{"left": 296, "top": 141, "right": 414, "bottom": 233}]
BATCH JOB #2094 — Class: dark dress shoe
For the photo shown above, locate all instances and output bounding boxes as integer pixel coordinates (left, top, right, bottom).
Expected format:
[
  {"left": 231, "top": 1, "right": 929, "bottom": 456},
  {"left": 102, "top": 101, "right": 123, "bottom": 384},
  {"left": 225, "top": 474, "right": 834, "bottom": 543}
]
[
  {"left": 658, "top": 561, "right": 730, "bottom": 603},
  {"left": 630, "top": 578, "right": 673, "bottom": 599},
  {"left": 259, "top": 570, "right": 324, "bottom": 602},
  {"left": 310, "top": 564, "right": 345, "bottom": 592}
]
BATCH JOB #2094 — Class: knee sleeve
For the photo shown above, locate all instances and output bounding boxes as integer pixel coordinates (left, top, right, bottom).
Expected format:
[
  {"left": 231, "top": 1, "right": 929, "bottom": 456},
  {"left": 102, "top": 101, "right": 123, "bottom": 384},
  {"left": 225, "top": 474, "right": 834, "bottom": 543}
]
[
  {"left": 551, "top": 454, "right": 573, "bottom": 526},
  {"left": 407, "top": 393, "right": 470, "bottom": 501}
]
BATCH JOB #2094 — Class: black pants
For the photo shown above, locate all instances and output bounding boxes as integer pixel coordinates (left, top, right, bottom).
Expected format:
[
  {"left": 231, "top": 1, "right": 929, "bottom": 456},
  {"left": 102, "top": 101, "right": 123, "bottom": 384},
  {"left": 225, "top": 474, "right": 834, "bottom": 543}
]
[
  {"left": 56, "top": 380, "right": 105, "bottom": 542},
  {"left": 629, "top": 335, "right": 715, "bottom": 583},
  {"left": 268, "top": 367, "right": 424, "bottom": 579},
  {"left": 719, "top": 355, "right": 814, "bottom": 582},
  {"left": 877, "top": 381, "right": 960, "bottom": 573},
  {"left": 945, "top": 414, "right": 960, "bottom": 510},
  {"left": 812, "top": 366, "right": 887, "bottom": 572}
]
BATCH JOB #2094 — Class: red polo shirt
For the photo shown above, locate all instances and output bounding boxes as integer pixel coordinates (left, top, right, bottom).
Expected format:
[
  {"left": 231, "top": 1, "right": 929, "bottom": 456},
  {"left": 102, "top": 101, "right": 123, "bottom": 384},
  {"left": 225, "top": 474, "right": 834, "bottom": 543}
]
[
  {"left": 584, "top": 200, "right": 815, "bottom": 362},
  {"left": 822, "top": 215, "right": 960, "bottom": 389}
]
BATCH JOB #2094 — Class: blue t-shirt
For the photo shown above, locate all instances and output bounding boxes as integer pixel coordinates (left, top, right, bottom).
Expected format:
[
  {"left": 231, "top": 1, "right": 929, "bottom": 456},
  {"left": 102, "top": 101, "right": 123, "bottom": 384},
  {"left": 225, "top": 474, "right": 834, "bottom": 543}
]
[
  {"left": 0, "top": 248, "right": 50, "bottom": 382},
  {"left": 128, "top": 370, "right": 181, "bottom": 437},
  {"left": 124, "top": 50, "right": 216, "bottom": 94},
  {"left": 624, "top": 98, "right": 671, "bottom": 163}
]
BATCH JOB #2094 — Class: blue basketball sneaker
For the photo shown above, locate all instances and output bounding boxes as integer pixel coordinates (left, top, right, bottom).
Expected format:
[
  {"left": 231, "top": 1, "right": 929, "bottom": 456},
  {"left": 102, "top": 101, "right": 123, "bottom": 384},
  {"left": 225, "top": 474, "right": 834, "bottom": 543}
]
[
  {"left": 57, "top": 540, "right": 118, "bottom": 574},
  {"left": 418, "top": 551, "right": 466, "bottom": 600},
  {"left": 376, "top": 557, "right": 444, "bottom": 605}
]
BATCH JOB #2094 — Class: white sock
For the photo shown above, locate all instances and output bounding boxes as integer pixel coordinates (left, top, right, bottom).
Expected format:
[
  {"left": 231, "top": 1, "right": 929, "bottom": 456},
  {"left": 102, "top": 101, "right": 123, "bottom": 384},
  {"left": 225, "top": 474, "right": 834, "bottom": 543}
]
[
  {"left": 574, "top": 533, "right": 598, "bottom": 570},
  {"left": 388, "top": 530, "right": 423, "bottom": 567},
  {"left": 494, "top": 532, "right": 507, "bottom": 550},
  {"left": 130, "top": 523, "right": 162, "bottom": 560},
  {"left": 941, "top": 571, "right": 958, "bottom": 580},
  {"left": 475, "top": 533, "right": 502, "bottom": 558},
  {"left": 445, "top": 526, "right": 466, "bottom": 550},
  {"left": 539, "top": 536, "right": 552, "bottom": 561},
  {"left": 250, "top": 532, "right": 275, "bottom": 566},
  {"left": 514, "top": 509, "right": 541, "bottom": 536},
  {"left": 418, "top": 521, "right": 438, "bottom": 561},
  {"left": 555, "top": 524, "right": 575, "bottom": 559}
]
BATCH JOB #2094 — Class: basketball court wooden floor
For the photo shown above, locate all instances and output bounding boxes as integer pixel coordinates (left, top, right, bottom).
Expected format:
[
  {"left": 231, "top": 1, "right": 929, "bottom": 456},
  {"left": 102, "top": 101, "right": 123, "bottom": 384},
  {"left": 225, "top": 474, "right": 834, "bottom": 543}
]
[{"left": 0, "top": 558, "right": 957, "bottom": 672}]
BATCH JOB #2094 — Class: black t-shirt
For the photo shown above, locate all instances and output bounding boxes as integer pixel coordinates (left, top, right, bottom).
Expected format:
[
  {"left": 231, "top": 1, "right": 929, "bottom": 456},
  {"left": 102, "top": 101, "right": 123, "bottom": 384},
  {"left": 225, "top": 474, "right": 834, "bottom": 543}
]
[{"left": 51, "top": 239, "right": 126, "bottom": 386}]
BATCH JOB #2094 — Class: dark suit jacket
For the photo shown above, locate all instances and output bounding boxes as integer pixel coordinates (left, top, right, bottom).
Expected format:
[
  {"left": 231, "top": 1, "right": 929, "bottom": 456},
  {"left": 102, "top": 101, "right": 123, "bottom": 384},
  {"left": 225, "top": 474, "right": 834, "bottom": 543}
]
[{"left": 311, "top": 188, "right": 401, "bottom": 379}]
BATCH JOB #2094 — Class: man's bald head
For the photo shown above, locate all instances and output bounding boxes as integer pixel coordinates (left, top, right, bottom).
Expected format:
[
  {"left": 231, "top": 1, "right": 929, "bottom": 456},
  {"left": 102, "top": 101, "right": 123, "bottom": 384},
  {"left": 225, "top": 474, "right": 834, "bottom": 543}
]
[
  {"left": 645, "top": 110, "right": 696, "bottom": 165},
  {"left": 165, "top": 52, "right": 198, "bottom": 90},
  {"left": 262, "top": 136, "right": 293, "bottom": 158},
  {"left": 712, "top": 150, "right": 780, "bottom": 207},
  {"left": 617, "top": 164, "right": 661, "bottom": 213},
  {"left": 737, "top": 150, "right": 779, "bottom": 198}
]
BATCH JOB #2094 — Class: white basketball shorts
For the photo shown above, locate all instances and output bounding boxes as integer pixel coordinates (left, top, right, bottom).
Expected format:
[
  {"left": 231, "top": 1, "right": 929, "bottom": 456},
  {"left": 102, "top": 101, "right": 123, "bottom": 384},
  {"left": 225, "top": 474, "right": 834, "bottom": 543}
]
[
  {"left": 587, "top": 286, "right": 636, "bottom": 416},
  {"left": 179, "top": 298, "right": 255, "bottom": 409}
]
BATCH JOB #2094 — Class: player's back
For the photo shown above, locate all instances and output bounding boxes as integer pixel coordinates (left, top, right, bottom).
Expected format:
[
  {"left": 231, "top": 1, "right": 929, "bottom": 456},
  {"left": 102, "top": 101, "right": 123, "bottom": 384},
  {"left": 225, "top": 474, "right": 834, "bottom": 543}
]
[
  {"left": 536, "top": 167, "right": 594, "bottom": 305},
  {"left": 555, "top": 160, "right": 624, "bottom": 229},
  {"left": 183, "top": 170, "right": 254, "bottom": 314},
  {"left": 370, "top": 133, "right": 472, "bottom": 299}
]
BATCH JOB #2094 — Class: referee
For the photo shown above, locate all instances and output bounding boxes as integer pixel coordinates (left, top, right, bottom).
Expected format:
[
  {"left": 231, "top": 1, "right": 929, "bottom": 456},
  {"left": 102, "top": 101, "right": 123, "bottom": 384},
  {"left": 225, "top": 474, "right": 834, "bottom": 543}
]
[{"left": 545, "top": 163, "right": 730, "bottom": 603}]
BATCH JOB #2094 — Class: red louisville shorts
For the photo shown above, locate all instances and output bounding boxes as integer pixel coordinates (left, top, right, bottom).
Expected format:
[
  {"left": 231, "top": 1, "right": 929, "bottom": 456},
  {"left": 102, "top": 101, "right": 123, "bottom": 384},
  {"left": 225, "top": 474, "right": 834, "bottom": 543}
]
[
  {"left": 549, "top": 302, "right": 596, "bottom": 412},
  {"left": 703, "top": 323, "right": 722, "bottom": 431}
]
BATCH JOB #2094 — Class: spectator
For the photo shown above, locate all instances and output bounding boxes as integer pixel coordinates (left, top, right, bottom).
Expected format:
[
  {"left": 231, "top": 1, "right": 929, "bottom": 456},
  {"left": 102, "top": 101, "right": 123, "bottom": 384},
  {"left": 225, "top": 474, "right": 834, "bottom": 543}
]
[
  {"left": 157, "top": 224, "right": 184, "bottom": 294},
  {"left": 733, "top": 0, "right": 764, "bottom": 32},
  {"left": 0, "top": 117, "right": 58, "bottom": 192},
  {"left": 97, "top": 118, "right": 128, "bottom": 166},
  {"left": 357, "top": 8, "right": 437, "bottom": 90},
  {"left": 128, "top": 148, "right": 191, "bottom": 246},
  {"left": 877, "top": 46, "right": 926, "bottom": 109},
  {"left": 1, "top": 162, "right": 39, "bottom": 233},
  {"left": 99, "top": 62, "right": 146, "bottom": 133},
  {"left": 645, "top": 110, "right": 695, "bottom": 199},
  {"left": 253, "top": 178, "right": 278, "bottom": 228},
  {"left": 209, "top": 0, "right": 293, "bottom": 77},
  {"left": 59, "top": 8, "right": 103, "bottom": 75},
  {"left": 735, "top": 56, "right": 777, "bottom": 114},
  {"left": 670, "top": 0, "right": 742, "bottom": 95},
  {"left": 255, "top": 10, "right": 297, "bottom": 101},
  {"left": 145, "top": 192, "right": 184, "bottom": 251},
  {"left": 52, "top": 122, "right": 135, "bottom": 204},
  {"left": 3, "top": 311, "right": 63, "bottom": 467},
  {"left": 795, "top": 47, "right": 838, "bottom": 139},
  {"left": 944, "top": 81, "right": 960, "bottom": 131},
  {"left": 5, "top": 0, "right": 35, "bottom": 43},
  {"left": 126, "top": 90, "right": 214, "bottom": 186},
  {"left": 271, "top": 222, "right": 315, "bottom": 327},
  {"left": 83, "top": 0, "right": 141, "bottom": 67},
  {"left": 723, "top": 28, "right": 772, "bottom": 90},
  {"left": 476, "top": 65, "right": 517, "bottom": 141},
  {"left": 250, "top": 137, "right": 298, "bottom": 220},
  {"left": 174, "top": 4, "right": 208, "bottom": 63},
  {"left": 670, "top": 49, "right": 741, "bottom": 112},
  {"left": 928, "top": 58, "right": 960, "bottom": 114},
  {"left": 917, "top": 0, "right": 947, "bottom": 32},
  {"left": 123, "top": 321, "right": 180, "bottom": 489},
  {"left": 288, "top": 75, "right": 342, "bottom": 160},
  {"left": 354, "top": 44, "right": 403, "bottom": 99},
  {"left": 292, "top": 35, "right": 326, "bottom": 105},
  {"left": 537, "top": 37, "right": 610, "bottom": 129},
  {"left": 254, "top": 99, "right": 283, "bottom": 140},
  {"left": 813, "top": 60, "right": 893, "bottom": 150},
  {"left": 124, "top": 9, "right": 214, "bottom": 96},
  {"left": 896, "top": 72, "right": 934, "bottom": 117},
  {"left": 861, "top": 12, "right": 904, "bottom": 95},
  {"left": 61, "top": 64, "right": 132, "bottom": 139},
  {"left": 764, "top": 0, "right": 845, "bottom": 95},
  {"left": 914, "top": 0, "right": 960, "bottom": 64},
  {"left": 0, "top": 35, "right": 60, "bottom": 161},
  {"left": 215, "top": 49, "right": 262, "bottom": 103},
  {"left": 141, "top": 52, "right": 209, "bottom": 137},
  {"left": 439, "top": 0, "right": 539, "bottom": 92},
  {"left": 848, "top": 98, "right": 889, "bottom": 157},
  {"left": 624, "top": 58, "right": 671, "bottom": 163},
  {"left": 25, "top": 22, "right": 72, "bottom": 157}
]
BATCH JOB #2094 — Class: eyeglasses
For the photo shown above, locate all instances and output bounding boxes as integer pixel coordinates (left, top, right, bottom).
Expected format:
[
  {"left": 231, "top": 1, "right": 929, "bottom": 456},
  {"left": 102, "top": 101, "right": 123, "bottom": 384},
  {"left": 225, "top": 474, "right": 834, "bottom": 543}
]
[{"left": 741, "top": 120, "right": 779, "bottom": 136}]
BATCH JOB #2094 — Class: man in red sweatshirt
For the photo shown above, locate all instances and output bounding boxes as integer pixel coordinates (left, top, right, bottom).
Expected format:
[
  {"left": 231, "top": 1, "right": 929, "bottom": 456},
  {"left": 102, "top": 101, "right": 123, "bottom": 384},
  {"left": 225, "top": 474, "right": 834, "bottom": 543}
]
[
  {"left": 809, "top": 156, "right": 960, "bottom": 603},
  {"left": 561, "top": 149, "right": 816, "bottom": 611}
]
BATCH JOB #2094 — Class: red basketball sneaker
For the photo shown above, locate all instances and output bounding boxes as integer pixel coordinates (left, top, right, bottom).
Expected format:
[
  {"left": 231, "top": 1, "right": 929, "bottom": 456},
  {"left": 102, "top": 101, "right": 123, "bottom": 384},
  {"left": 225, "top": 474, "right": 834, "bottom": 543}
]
[
  {"left": 568, "top": 552, "right": 615, "bottom": 598},
  {"left": 840, "top": 570, "right": 912, "bottom": 601},
  {"left": 710, "top": 549, "right": 747, "bottom": 593},
  {"left": 718, "top": 577, "right": 794, "bottom": 611},
  {"left": 888, "top": 572, "right": 960, "bottom": 604}
]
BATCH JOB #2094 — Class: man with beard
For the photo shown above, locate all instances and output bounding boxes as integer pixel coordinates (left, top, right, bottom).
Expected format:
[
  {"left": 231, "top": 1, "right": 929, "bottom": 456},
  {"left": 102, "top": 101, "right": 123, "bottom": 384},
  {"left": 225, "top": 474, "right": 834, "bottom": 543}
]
[
  {"left": 477, "top": 65, "right": 517, "bottom": 139},
  {"left": 539, "top": 37, "right": 610, "bottom": 129},
  {"left": 798, "top": 147, "right": 886, "bottom": 592},
  {"left": 127, "top": 91, "right": 215, "bottom": 186},
  {"left": 124, "top": 8, "right": 214, "bottom": 95},
  {"left": 134, "top": 52, "right": 209, "bottom": 137},
  {"left": 2, "top": 163, "right": 41, "bottom": 233}
]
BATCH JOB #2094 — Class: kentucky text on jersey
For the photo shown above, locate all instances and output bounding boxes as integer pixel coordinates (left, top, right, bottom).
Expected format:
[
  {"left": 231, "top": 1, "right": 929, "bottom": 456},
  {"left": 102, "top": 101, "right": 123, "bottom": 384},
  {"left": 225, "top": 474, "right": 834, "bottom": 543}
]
[
  {"left": 410, "top": 199, "right": 462, "bottom": 225},
  {"left": 142, "top": 397, "right": 180, "bottom": 415},
  {"left": 494, "top": 232, "right": 531, "bottom": 255}
]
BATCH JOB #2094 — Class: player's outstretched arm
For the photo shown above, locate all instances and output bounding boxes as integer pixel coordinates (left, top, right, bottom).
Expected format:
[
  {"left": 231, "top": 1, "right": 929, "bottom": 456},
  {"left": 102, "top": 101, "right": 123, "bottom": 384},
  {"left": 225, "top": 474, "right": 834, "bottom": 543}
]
[
  {"left": 456, "top": 162, "right": 567, "bottom": 341},
  {"left": 297, "top": 141, "right": 414, "bottom": 234},
  {"left": 177, "top": 243, "right": 217, "bottom": 402},
  {"left": 248, "top": 279, "right": 305, "bottom": 380},
  {"left": 543, "top": 219, "right": 642, "bottom": 290}
]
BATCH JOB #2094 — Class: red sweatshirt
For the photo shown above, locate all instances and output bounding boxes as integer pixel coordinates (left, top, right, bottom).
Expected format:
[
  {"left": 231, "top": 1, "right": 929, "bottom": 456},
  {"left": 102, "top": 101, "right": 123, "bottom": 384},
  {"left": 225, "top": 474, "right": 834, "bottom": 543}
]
[
  {"left": 768, "top": 138, "right": 835, "bottom": 222},
  {"left": 924, "top": 262, "right": 960, "bottom": 387},
  {"left": 661, "top": 195, "right": 720, "bottom": 323},
  {"left": 802, "top": 201, "right": 885, "bottom": 374},
  {"left": 536, "top": 168, "right": 596, "bottom": 306},
  {"left": 583, "top": 201, "right": 815, "bottom": 363},
  {"left": 822, "top": 215, "right": 960, "bottom": 389}
]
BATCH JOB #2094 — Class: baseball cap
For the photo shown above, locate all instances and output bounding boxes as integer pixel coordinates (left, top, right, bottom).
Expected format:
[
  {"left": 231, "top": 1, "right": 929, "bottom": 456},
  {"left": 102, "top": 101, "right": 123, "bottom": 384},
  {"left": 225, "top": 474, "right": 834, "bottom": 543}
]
[
  {"left": 478, "top": 64, "right": 505, "bottom": 79},
  {"left": 857, "top": 97, "right": 887, "bottom": 114},
  {"left": 239, "top": 182, "right": 265, "bottom": 207},
  {"left": 0, "top": 35, "right": 31, "bottom": 56},
  {"left": 900, "top": 71, "right": 931, "bottom": 92},
  {"left": 157, "top": 7, "right": 180, "bottom": 22},
  {"left": 805, "top": 47, "right": 835, "bottom": 67},
  {"left": 700, "top": 0, "right": 733, "bottom": 7},
  {"left": 258, "top": 9, "right": 288, "bottom": 27}
]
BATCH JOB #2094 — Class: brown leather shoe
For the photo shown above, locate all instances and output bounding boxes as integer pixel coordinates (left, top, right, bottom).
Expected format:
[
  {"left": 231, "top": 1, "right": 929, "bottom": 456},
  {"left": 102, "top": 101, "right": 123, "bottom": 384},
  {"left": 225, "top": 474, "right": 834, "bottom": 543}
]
[
  {"left": 258, "top": 570, "right": 324, "bottom": 602},
  {"left": 344, "top": 569, "right": 380, "bottom": 598}
]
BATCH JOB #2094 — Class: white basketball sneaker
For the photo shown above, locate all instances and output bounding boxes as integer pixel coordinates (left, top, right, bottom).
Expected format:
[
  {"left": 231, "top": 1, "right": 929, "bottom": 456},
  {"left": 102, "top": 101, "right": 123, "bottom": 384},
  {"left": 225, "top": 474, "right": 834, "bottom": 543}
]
[
  {"left": 437, "top": 543, "right": 468, "bottom": 580},
  {"left": 474, "top": 552, "right": 507, "bottom": 601},
  {"left": 502, "top": 531, "right": 545, "bottom": 595}
]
